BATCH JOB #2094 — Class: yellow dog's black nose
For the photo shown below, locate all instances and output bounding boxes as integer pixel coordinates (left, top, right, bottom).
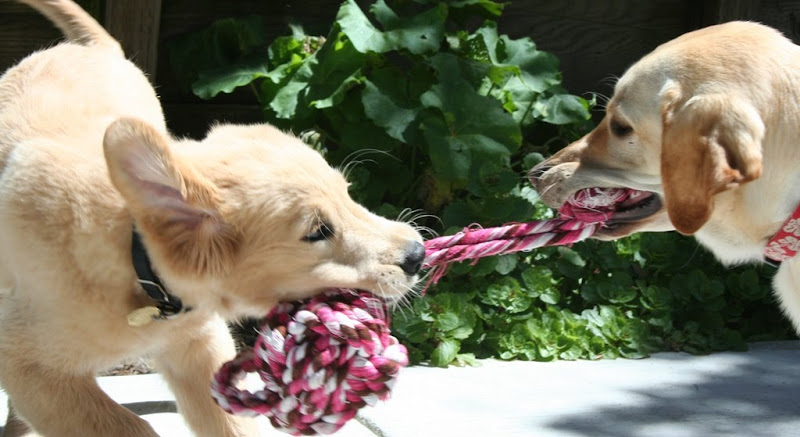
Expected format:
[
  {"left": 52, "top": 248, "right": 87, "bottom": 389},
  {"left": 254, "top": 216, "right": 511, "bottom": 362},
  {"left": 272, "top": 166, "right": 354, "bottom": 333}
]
[{"left": 399, "top": 241, "right": 425, "bottom": 275}]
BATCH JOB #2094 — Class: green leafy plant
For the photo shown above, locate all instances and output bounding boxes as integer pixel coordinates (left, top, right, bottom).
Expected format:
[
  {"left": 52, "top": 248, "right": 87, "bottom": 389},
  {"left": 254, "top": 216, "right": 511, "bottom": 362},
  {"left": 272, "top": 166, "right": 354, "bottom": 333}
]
[
  {"left": 395, "top": 232, "right": 793, "bottom": 366},
  {"left": 168, "top": 0, "right": 591, "bottom": 219},
  {"left": 169, "top": 0, "right": 795, "bottom": 367}
]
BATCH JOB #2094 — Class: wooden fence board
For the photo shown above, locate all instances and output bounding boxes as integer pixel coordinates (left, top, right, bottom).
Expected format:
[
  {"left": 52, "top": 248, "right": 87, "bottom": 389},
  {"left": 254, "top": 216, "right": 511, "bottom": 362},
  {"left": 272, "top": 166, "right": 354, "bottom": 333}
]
[
  {"left": 0, "top": 8, "right": 61, "bottom": 68},
  {"left": 757, "top": 0, "right": 800, "bottom": 42},
  {"left": 105, "top": 0, "right": 162, "bottom": 78},
  {"left": 498, "top": 0, "right": 696, "bottom": 95},
  {"left": 702, "top": 0, "right": 761, "bottom": 24}
]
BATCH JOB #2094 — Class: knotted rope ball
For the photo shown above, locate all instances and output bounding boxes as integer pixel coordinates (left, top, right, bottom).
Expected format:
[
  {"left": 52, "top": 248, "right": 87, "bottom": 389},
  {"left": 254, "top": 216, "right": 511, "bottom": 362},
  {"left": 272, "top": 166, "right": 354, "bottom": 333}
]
[
  {"left": 211, "top": 187, "right": 645, "bottom": 435},
  {"left": 211, "top": 290, "right": 405, "bottom": 435}
]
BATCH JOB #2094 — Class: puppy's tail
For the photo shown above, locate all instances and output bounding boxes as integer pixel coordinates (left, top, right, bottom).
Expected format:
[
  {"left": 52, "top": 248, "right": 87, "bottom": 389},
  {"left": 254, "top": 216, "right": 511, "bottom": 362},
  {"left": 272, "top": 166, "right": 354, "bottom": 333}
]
[{"left": 16, "top": 0, "right": 122, "bottom": 54}]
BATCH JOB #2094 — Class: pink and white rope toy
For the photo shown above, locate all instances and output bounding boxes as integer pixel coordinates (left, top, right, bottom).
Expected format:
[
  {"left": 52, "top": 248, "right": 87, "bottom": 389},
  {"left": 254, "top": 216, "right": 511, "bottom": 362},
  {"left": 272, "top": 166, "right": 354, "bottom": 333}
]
[
  {"left": 211, "top": 187, "right": 646, "bottom": 435},
  {"left": 423, "top": 187, "right": 654, "bottom": 282}
]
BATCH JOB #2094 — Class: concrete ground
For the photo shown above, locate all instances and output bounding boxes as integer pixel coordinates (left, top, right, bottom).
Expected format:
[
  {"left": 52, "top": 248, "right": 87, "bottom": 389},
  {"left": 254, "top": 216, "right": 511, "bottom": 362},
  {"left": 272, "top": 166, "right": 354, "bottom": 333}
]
[{"left": 1, "top": 341, "right": 799, "bottom": 436}]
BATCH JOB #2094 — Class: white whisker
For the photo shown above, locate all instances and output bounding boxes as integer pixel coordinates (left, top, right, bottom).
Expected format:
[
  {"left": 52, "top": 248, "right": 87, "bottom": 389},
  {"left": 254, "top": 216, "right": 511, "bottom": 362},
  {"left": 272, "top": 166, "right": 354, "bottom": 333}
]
[
  {"left": 414, "top": 225, "right": 439, "bottom": 239},
  {"left": 338, "top": 148, "right": 402, "bottom": 181},
  {"left": 409, "top": 212, "right": 442, "bottom": 226},
  {"left": 599, "top": 74, "right": 620, "bottom": 89},
  {"left": 396, "top": 208, "right": 422, "bottom": 223},
  {"left": 538, "top": 183, "right": 557, "bottom": 199}
]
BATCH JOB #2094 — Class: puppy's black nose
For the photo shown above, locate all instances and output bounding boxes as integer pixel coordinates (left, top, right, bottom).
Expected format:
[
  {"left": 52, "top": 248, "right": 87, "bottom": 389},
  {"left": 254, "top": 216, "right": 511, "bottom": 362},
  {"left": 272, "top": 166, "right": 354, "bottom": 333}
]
[{"left": 399, "top": 241, "right": 426, "bottom": 275}]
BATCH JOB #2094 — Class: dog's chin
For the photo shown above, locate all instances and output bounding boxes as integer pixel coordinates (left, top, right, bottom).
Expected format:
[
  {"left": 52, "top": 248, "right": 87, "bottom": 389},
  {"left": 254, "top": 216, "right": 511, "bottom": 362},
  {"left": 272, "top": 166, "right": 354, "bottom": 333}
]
[
  {"left": 365, "top": 275, "right": 421, "bottom": 303},
  {"left": 594, "top": 222, "right": 650, "bottom": 240},
  {"left": 593, "top": 193, "right": 667, "bottom": 240},
  {"left": 307, "top": 274, "right": 420, "bottom": 305}
]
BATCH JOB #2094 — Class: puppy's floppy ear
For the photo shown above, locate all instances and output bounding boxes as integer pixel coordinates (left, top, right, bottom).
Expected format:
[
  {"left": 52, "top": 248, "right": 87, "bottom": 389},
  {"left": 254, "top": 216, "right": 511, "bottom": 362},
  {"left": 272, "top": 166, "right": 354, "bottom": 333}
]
[
  {"left": 661, "top": 92, "right": 764, "bottom": 235},
  {"left": 104, "top": 117, "right": 238, "bottom": 276}
]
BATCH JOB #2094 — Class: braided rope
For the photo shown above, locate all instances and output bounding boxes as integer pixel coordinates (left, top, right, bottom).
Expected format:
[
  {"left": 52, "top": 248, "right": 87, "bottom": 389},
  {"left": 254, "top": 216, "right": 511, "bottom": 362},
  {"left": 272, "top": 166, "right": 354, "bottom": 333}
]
[
  {"left": 211, "top": 187, "right": 641, "bottom": 435},
  {"left": 421, "top": 187, "right": 645, "bottom": 283}
]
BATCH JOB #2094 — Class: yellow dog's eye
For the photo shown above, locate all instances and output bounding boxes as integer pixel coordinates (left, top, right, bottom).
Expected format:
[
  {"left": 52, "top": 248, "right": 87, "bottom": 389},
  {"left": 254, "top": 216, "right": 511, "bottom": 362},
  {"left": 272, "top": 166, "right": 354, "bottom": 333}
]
[
  {"left": 304, "top": 222, "right": 335, "bottom": 242},
  {"left": 610, "top": 119, "right": 633, "bottom": 137}
]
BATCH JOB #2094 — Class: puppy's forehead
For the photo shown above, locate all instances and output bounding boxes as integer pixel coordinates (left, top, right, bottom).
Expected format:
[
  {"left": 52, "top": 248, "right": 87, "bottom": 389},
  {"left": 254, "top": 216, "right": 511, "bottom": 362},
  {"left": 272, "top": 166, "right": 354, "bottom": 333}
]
[
  {"left": 202, "top": 124, "right": 347, "bottom": 182},
  {"left": 610, "top": 59, "right": 675, "bottom": 124},
  {"left": 248, "top": 145, "right": 349, "bottom": 198},
  {"left": 192, "top": 125, "right": 352, "bottom": 220}
]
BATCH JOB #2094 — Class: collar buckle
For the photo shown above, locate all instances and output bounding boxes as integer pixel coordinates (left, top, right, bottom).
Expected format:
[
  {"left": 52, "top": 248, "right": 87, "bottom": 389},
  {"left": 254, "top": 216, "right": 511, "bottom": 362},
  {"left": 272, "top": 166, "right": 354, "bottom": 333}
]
[{"left": 128, "top": 232, "right": 192, "bottom": 327}]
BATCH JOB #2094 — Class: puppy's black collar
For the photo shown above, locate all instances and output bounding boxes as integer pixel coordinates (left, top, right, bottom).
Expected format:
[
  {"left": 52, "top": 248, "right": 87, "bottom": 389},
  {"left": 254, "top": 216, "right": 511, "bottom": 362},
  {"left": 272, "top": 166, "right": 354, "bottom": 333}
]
[{"left": 127, "top": 231, "right": 192, "bottom": 326}]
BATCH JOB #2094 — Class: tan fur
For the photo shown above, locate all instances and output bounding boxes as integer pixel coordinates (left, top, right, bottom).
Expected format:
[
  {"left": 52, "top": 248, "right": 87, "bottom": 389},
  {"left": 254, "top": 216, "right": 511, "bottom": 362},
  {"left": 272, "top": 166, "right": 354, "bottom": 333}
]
[
  {"left": 531, "top": 22, "right": 800, "bottom": 331},
  {"left": 0, "top": 1, "right": 423, "bottom": 436}
]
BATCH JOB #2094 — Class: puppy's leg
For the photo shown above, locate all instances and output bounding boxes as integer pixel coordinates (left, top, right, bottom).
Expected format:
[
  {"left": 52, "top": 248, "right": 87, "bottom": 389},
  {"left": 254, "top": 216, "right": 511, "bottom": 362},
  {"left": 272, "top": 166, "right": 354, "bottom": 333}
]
[
  {"left": 153, "top": 317, "right": 258, "bottom": 437},
  {"left": 2, "top": 402, "right": 38, "bottom": 437},
  {"left": 0, "top": 361, "right": 158, "bottom": 437}
]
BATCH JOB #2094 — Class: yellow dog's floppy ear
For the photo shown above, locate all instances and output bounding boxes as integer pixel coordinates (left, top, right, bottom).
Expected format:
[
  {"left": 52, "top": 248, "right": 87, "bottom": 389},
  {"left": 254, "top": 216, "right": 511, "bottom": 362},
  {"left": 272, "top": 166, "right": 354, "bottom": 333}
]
[
  {"left": 104, "top": 117, "right": 239, "bottom": 277},
  {"left": 661, "top": 93, "right": 764, "bottom": 235}
]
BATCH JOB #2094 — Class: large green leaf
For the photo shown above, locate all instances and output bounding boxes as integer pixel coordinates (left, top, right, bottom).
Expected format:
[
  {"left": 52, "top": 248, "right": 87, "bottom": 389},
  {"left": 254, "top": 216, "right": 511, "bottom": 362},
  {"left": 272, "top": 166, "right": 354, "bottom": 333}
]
[
  {"left": 361, "top": 79, "right": 421, "bottom": 141},
  {"left": 270, "top": 72, "right": 313, "bottom": 119},
  {"left": 192, "top": 54, "right": 269, "bottom": 99},
  {"left": 431, "top": 338, "right": 461, "bottom": 367},
  {"left": 268, "top": 30, "right": 366, "bottom": 119},
  {"left": 538, "top": 94, "right": 592, "bottom": 125},
  {"left": 420, "top": 53, "right": 520, "bottom": 183},
  {"left": 464, "top": 21, "right": 591, "bottom": 126},
  {"left": 494, "top": 254, "right": 518, "bottom": 275},
  {"left": 167, "top": 15, "right": 268, "bottom": 94},
  {"left": 448, "top": 0, "right": 505, "bottom": 16},
  {"left": 499, "top": 37, "right": 561, "bottom": 93},
  {"left": 337, "top": 0, "right": 446, "bottom": 55}
]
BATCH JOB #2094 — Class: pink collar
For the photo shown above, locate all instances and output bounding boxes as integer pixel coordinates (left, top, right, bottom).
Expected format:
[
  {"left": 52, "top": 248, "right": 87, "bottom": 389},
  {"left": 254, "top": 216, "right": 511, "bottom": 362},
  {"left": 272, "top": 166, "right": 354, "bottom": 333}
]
[{"left": 764, "top": 206, "right": 800, "bottom": 262}]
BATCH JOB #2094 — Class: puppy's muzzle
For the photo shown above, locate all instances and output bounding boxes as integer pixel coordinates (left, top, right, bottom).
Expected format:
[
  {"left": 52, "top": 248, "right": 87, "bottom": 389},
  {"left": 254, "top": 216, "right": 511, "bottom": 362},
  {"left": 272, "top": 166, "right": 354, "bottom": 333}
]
[{"left": 528, "top": 163, "right": 552, "bottom": 189}]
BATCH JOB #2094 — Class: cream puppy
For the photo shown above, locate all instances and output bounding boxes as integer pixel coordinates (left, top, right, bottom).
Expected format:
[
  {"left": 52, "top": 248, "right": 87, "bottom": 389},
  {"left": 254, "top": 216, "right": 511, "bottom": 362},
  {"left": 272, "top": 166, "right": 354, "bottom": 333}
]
[{"left": 0, "top": 1, "right": 424, "bottom": 436}]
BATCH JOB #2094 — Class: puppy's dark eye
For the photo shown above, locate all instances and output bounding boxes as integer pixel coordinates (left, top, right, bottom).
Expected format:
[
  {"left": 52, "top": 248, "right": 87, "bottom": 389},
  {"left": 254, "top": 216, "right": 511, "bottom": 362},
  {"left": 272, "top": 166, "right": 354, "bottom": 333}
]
[
  {"left": 303, "top": 222, "right": 334, "bottom": 242},
  {"left": 610, "top": 119, "right": 633, "bottom": 137}
]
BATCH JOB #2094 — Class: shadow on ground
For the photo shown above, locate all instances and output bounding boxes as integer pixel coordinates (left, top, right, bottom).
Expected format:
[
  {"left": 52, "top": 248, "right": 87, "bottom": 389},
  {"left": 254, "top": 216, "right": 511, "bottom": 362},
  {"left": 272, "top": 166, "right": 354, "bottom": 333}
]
[{"left": 544, "top": 346, "right": 800, "bottom": 437}]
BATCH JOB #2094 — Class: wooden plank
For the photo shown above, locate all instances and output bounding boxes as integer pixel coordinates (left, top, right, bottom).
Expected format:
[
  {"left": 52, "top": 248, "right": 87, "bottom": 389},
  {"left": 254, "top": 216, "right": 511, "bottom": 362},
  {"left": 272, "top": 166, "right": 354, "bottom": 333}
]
[
  {"left": 498, "top": 0, "right": 695, "bottom": 96},
  {"left": 104, "top": 0, "right": 162, "bottom": 79},
  {"left": 701, "top": 0, "right": 760, "bottom": 25},
  {"left": 756, "top": 0, "right": 800, "bottom": 44},
  {"left": 0, "top": 6, "right": 62, "bottom": 69},
  {"left": 0, "top": 0, "right": 106, "bottom": 72}
]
